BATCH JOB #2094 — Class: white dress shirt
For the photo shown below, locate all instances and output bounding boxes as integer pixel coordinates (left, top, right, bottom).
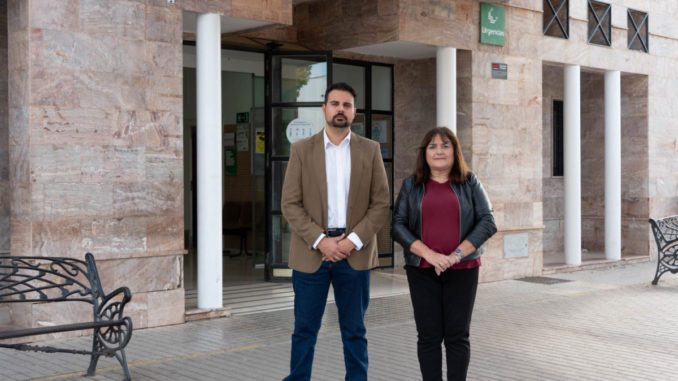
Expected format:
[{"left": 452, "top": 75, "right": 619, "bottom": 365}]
[{"left": 312, "top": 129, "right": 364, "bottom": 250}]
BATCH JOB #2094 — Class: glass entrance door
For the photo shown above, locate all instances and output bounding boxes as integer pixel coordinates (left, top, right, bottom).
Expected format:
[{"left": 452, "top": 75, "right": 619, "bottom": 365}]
[{"left": 265, "top": 51, "right": 332, "bottom": 280}]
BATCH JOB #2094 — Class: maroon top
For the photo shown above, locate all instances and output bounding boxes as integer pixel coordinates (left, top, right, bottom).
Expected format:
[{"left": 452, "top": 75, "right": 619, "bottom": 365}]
[{"left": 419, "top": 179, "right": 481, "bottom": 270}]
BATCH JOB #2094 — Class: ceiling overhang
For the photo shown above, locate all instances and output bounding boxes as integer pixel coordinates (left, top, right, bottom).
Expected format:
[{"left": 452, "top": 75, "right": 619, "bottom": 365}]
[{"left": 342, "top": 41, "right": 438, "bottom": 60}]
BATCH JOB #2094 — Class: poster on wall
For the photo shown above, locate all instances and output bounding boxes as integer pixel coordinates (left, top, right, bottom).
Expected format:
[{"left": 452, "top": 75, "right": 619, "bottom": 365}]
[
  {"left": 225, "top": 149, "right": 237, "bottom": 176},
  {"left": 237, "top": 124, "right": 249, "bottom": 151},
  {"left": 256, "top": 131, "right": 265, "bottom": 153},
  {"left": 372, "top": 119, "right": 388, "bottom": 143},
  {"left": 286, "top": 118, "right": 319, "bottom": 144},
  {"left": 223, "top": 132, "right": 235, "bottom": 147}
]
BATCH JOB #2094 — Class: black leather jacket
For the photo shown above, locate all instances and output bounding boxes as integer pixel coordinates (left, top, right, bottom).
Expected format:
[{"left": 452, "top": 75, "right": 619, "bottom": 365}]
[{"left": 392, "top": 173, "right": 497, "bottom": 267}]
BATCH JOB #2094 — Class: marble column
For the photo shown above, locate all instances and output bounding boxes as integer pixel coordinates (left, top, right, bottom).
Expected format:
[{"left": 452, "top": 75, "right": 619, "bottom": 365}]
[
  {"left": 605, "top": 70, "right": 621, "bottom": 261},
  {"left": 196, "top": 13, "right": 223, "bottom": 309},
  {"left": 436, "top": 47, "right": 456, "bottom": 133},
  {"left": 564, "top": 65, "right": 581, "bottom": 266}
]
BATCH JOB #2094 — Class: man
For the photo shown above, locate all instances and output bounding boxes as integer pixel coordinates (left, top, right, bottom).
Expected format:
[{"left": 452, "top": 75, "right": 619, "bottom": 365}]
[{"left": 281, "top": 82, "right": 390, "bottom": 381}]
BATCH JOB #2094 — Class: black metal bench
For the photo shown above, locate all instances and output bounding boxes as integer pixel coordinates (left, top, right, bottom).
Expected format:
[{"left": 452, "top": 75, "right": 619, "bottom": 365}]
[
  {"left": 0, "top": 253, "right": 133, "bottom": 380},
  {"left": 649, "top": 215, "right": 678, "bottom": 285}
]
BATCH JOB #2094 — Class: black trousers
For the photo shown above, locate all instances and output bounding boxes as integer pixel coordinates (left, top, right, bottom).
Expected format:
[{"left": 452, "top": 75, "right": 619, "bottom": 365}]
[{"left": 406, "top": 266, "right": 479, "bottom": 381}]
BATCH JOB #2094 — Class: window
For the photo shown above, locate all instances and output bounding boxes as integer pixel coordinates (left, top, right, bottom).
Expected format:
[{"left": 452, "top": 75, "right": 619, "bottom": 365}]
[
  {"left": 553, "top": 100, "right": 564, "bottom": 177},
  {"left": 587, "top": 1, "right": 611, "bottom": 46},
  {"left": 628, "top": 9, "right": 649, "bottom": 53},
  {"left": 544, "top": 0, "right": 569, "bottom": 39}
]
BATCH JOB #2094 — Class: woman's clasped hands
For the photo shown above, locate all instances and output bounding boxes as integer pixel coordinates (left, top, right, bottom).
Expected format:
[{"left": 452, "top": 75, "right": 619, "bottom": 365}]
[{"left": 425, "top": 250, "right": 461, "bottom": 276}]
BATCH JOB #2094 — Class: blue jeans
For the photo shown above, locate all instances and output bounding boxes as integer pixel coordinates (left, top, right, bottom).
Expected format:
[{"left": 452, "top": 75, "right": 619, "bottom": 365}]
[{"left": 284, "top": 260, "right": 371, "bottom": 381}]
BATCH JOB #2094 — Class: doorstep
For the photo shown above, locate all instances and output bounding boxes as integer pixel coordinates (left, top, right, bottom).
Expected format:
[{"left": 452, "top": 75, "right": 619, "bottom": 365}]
[
  {"left": 184, "top": 307, "right": 231, "bottom": 322},
  {"left": 543, "top": 254, "right": 650, "bottom": 275}
]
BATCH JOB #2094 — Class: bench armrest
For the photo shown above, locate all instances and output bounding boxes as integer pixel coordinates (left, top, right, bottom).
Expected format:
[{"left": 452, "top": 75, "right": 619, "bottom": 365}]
[{"left": 97, "top": 286, "right": 132, "bottom": 321}]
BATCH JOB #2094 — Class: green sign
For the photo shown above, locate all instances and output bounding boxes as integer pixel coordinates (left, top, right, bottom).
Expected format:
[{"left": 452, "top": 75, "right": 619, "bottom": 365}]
[
  {"left": 480, "top": 3, "right": 505, "bottom": 46},
  {"left": 225, "top": 149, "right": 237, "bottom": 176},
  {"left": 236, "top": 112, "right": 249, "bottom": 123}
]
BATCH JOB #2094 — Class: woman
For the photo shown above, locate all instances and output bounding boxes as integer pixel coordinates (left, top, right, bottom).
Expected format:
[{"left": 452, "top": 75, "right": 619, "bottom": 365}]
[{"left": 392, "top": 127, "right": 497, "bottom": 381}]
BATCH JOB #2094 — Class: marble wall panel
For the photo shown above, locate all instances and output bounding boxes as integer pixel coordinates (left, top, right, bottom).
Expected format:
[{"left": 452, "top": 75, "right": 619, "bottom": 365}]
[
  {"left": 393, "top": 58, "right": 435, "bottom": 195},
  {"left": 1, "top": 0, "right": 8, "bottom": 252},
  {"left": 8, "top": 67, "right": 28, "bottom": 109},
  {"left": 145, "top": 75, "right": 183, "bottom": 112},
  {"left": 230, "top": 0, "right": 292, "bottom": 24},
  {"left": 31, "top": 219, "right": 82, "bottom": 257},
  {"left": 145, "top": 5, "right": 182, "bottom": 43},
  {"left": 295, "top": 0, "right": 398, "bottom": 50},
  {"left": 622, "top": 219, "right": 650, "bottom": 255},
  {"left": 32, "top": 69, "right": 142, "bottom": 111},
  {"left": 8, "top": 106, "right": 27, "bottom": 147},
  {"left": 543, "top": 219, "right": 564, "bottom": 255},
  {"left": 81, "top": 217, "right": 147, "bottom": 258},
  {"left": 37, "top": 183, "right": 113, "bottom": 221},
  {"left": 8, "top": 144, "right": 29, "bottom": 220},
  {"left": 147, "top": 41, "right": 182, "bottom": 77},
  {"left": 30, "top": 145, "right": 81, "bottom": 184},
  {"left": 80, "top": 146, "right": 145, "bottom": 184},
  {"left": 398, "top": 0, "right": 475, "bottom": 48},
  {"left": 146, "top": 216, "right": 183, "bottom": 252},
  {"left": 581, "top": 218, "right": 605, "bottom": 252},
  {"left": 80, "top": 0, "right": 145, "bottom": 39},
  {"left": 96, "top": 255, "right": 182, "bottom": 294},
  {"left": 580, "top": 72, "right": 605, "bottom": 250},
  {"left": 124, "top": 291, "right": 148, "bottom": 329},
  {"left": 31, "top": 301, "right": 90, "bottom": 327},
  {"left": 29, "top": 0, "right": 79, "bottom": 32},
  {"left": 112, "top": 182, "right": 183, "bottom": 218},
  {"left": 7, "top": 0, "right": 27, "bottom": 33},
  {"left": 147, "top": 288, "right": 185, "bottom": 326},
  {"left": 30, "top": 106, "right": 114, "bottom": 146},
  {"left": 145, "top": 148, "right": 183, "bottom": 183},
  {"left": 0, "top": 189, "right": 8, "bottom": 251},
  {"left": 30, "top": 29, "right": 116, "bottom": 73},
  {"left": 9, "top": 220, "right": 30, "bottom": 257},
  {"left": 177, "top": 0, "right": 231, "bottom": 15},
  {"left": 113, "top": 110, "right": 180, "bottom": 148}
]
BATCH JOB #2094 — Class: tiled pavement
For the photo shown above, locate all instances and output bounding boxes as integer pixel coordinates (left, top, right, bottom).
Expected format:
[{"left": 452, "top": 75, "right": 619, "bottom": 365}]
[{"left": 2, "top": 260, "right": 677, "bottom": 380}]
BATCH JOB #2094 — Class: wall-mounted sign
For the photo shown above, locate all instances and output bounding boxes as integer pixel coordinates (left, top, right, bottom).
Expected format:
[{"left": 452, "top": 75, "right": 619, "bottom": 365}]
[
  {"left": 256, "top": 131, "right": 265, "bottom": 153},
  {"left": 225, "top": 149, "right": 237, "bottom": 176},
  {"left": 286, "top": 118, "right": 319, "bottom": 144},
  {"left": 236, "top": 112, "right": 249, "bottom": 123},
  {"left": 480, "top": 3, "right": 505, "bottom": 46},
  {"left": 236, "top": 124, "right": 249, "bottom": 151},
  {"left": 223, "top": 132, "right": 235, "bottom": 147},
  {"left": 491, "top": 62, "right": 507, "bottom": 79}
]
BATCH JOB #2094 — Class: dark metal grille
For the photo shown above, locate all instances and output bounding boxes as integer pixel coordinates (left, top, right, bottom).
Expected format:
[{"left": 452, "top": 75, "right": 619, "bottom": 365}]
[
  {"left": 553, "top": 100, "right": 564, "bottom": 177},
  {"left": 543, "top": 0, "right": 569, "bottom": 39},
  {"left": 587, "top": 0, "right": 611, "bottom": 46},
  {"left": 628, "top": 9, "right": 649, "bottom": 53}
]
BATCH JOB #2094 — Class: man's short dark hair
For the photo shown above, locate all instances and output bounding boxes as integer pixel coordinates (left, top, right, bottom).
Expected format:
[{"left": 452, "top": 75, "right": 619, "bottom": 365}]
[{"left": 324, "top": 82, "right": 357, "bottom": 105}]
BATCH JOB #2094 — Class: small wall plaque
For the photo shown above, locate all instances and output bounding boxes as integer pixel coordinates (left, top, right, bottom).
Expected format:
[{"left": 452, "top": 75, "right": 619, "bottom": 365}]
[
  {"left": 504, "top": 233, "right": 529, "bottom": 259},
  {"left": 491, "top": 63, "right": 507, "bottom": 79}
]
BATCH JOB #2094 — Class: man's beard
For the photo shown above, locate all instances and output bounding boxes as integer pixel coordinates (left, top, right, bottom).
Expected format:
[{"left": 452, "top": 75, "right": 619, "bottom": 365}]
[{"left": 330, "top": 114, "right": 350, "bottom": 128}]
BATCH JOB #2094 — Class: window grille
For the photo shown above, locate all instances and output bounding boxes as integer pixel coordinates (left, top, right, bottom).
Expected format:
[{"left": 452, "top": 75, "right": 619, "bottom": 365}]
[
  {"left": 587, "top": 1, "right": 611, "bottom": 46},
  {"left": 628, "top": 9, "right": 649, "bottom": 53},
  {"left": 553, "top": 100, "right": 564, "bottom": 177},
  {"left": 544, "top": 0, "right": 569, "bottom": 39}
]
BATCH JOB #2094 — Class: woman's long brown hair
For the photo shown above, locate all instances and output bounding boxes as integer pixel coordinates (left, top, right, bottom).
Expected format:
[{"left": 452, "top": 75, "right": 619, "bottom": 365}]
[{"left": 413, "top": 127, "right": 471, "bottom": 184}]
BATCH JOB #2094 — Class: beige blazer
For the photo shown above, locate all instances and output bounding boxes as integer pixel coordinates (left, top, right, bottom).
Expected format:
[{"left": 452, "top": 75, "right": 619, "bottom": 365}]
[{"left": 281, "top": 131, "right": 390, "bottom": 273}]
